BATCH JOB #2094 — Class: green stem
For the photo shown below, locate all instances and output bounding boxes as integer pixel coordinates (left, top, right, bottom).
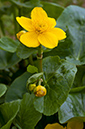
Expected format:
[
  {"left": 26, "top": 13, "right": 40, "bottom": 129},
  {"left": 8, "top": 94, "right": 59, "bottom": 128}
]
[
  {"left": 13, "top": 6, "right": 19, "bottom": 34},
  {"left": 37, "top": 45, "right": 43, "bottom": 73},
  {"left": 29, "top": 55, "right": 34, "bottom": 65}
]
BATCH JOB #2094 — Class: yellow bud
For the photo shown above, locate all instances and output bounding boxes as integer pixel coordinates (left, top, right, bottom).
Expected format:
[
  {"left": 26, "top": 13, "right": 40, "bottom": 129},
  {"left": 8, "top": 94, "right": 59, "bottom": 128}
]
[
  {"left": 16, "top": 30, "right": 26, "bottom": 40},
  {"left": 34, "top": 85, "right": 47, "bottom": 97},
  {"left": 29, "top": 83, "right": 36, "bottom": 91}
]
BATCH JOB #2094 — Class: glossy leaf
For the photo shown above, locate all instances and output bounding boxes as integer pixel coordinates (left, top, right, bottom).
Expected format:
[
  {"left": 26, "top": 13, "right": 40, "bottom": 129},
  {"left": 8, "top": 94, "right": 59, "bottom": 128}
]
[
  {"left": 57, "top": 5, "right": 85, "bottom": 30},
  {"left": 57, "top": 5, "right": 85, "bottom": 65},
  {"left": 0, "top": 37, "right": 20, "bottom": 53},
  {"left": 0, "top": 100, "right": 20, "bottom": 129},
  {"left": 58, "top": 91, "right": 85, "bottom": 123},
  {"left": 34, "top": 56, "right": 77, "bottom": 115},
  {"left": 0, "top": 49, "right": 21, "bottom": 70},
  {"left": 5, "top": 72, "right": 31, "bottom": 102},
  {"left": 15, "top": 93, "right": 42, "bottom": 129},
  {"left": 16, "top": 44, "right": 37, "bottom": 59}
]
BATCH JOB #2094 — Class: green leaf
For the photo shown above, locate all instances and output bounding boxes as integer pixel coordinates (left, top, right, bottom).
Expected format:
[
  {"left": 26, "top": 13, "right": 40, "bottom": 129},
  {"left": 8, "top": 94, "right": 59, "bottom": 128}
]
[
  {"left": 72, "top": 65, "right": 85, "bottom": 88},
  {"left": 0, "top": 84, "right": 7, "bottom": 97},
  {"left": 16, "top": 44, "right": 37, "bottom": 59},
  {"left": 41, "top": 2, "right": 64, "bottom": 19},
  {"left": 15, "top": 93, "right": 42, "bottom": 129},
  {"left": 0, "top": 49, "right": 21, "bottom": 70},
  {"left": 0, "top": 37, "right": 20, "bottom": 53},
  {"left": 57, "top": 5, "right": 85, "bottom": 65},
  {"left": 0, "top": 100, "right": 20, "bottom": 129},
  {"left": 57, "top": 5, "right": 85, "bottom": 30},
  {"left": 70, "top": 86, "right": 85, "bottom": 93},
  {"left": 27, "top": 65, "right": 38, "bottom": 73},
  {"left": 5, "top": 72, "right": 31, "bottom": 102},
  {"left": 34, "top": 56, "right": 77, "bottom": 115},
  {"left": 58, "top": 91, "right": 85, "bottom": 123},
  {"left": 10, "top": 0, "right": 33, "bottom": 8}
]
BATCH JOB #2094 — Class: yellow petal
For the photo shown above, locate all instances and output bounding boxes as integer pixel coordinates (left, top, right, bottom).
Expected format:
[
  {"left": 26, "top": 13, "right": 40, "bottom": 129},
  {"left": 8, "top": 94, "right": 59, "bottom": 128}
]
[
  {"left": 16, "top": 16, "right": 34, "bottom": 31},
  {"left": 67, "top": 119, "right": 84, "bottom": 129},
  {"left": 31, "top": 7, "right": 48, "bottom": 21},
  {"left": 45, "top": 123, "right": 64, "bottom": 129},
  {"left": 38, "top": 32, "right": 58, "bottom": 49},
  {"left": 20, "top": 32, "right": 40, "bottom": 47},
  {"left": 51, "top": 28, "right": 66, "bottom": 40},
  {"left": 47, "top": 17, "right": 56, "bottom": 29}
]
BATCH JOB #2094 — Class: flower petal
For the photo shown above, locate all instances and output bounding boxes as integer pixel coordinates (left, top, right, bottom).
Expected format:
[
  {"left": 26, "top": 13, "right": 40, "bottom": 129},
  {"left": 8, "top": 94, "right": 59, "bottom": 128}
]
[
  {"left": 45, "top": 123, "right": 64, "bottom": 129},
  {"left": 20, "top": 32, "right": 40, "bottom": 47},
  {"left": 38, "top": 32, "right": 58, "bottom": 49},
  {"left": 16, "top": 16, "right": 34, "bottom": 31},
  {"left": 47, "top": 17, "right": 56, "bottom": 29},
  {"left": 31, "top": 7, "right": 48, "bottom": 21},
  {"left": 51, "top": 28, "right": 66, "bottom": 40},
  {"left": 67, "top": 119, "right": 84, "bottom": 129}
]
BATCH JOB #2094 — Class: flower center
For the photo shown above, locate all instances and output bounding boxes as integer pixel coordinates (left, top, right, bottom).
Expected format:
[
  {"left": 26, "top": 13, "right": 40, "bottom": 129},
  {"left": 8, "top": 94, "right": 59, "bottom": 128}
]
[{"left": 33, "top": 20, "right": 48, "bottom": 34}]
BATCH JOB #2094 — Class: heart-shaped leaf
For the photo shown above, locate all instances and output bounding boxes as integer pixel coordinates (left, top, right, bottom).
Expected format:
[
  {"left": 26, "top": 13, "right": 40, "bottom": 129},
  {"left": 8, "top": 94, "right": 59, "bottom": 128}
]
[{"left": 34, "top": 56, "right": 77, "bottom": 115}]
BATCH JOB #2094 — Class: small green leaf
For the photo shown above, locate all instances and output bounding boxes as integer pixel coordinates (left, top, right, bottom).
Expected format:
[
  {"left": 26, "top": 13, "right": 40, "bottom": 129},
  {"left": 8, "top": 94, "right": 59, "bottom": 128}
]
[
  {"left": 0, "top": 84, "right": 7, "bottom": 97},
  {"left": 27, "top": 65, "right": 38, "bottom": 73},
  {"left": 0, "top": 37, "right": 20, "bottom": 53},
  {"left": 5, "top": 72, "right": 31, "bottom": 102},
  {"left": 0, "top": 100, "right": 20, "bottom": 129},
  {"left": 15, "top": 93, "right": 42, "bottom": 129},
  {"left": 58, "top": 92, "right": 85, "bottom": 123},
  {"left": 16, "top": 44, "right": 37, "bottom": 59}
]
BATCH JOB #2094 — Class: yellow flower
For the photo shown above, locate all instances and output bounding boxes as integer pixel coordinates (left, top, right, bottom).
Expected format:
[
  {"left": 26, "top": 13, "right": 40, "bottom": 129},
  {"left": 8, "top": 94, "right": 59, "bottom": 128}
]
[
  {"left": 16, "top": 7, "right": 66, "bottom": 49},
  {"left": 45, "top": 119, "right": 84, "bottom": 129},
  {"left": 34, "top": 85, "right": 47, "bottom": 97}
]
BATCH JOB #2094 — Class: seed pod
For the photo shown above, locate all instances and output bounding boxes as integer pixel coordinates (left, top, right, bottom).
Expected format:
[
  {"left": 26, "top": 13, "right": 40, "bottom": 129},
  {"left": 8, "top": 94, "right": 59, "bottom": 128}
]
[
  {"left": 29, "top": 83, "right": 36, "bottom": 91},
  {"left": 16, "top": 30, "right": 26, "bottom": 40},
  {"left": 34, "top": 85, "right": 47, "bottom": 97}
]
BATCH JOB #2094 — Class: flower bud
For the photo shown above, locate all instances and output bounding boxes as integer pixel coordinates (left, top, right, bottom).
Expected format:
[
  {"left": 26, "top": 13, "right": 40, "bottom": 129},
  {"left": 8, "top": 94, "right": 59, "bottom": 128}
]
[
  {"left": 16, "top": 30, "right": 26, "bottom": 40},
  {"left": 29, "top": 83, "right": 36, "bottom": 91},
  {"left": 34, "top": 85, "right": 47, "bottom": 97}
]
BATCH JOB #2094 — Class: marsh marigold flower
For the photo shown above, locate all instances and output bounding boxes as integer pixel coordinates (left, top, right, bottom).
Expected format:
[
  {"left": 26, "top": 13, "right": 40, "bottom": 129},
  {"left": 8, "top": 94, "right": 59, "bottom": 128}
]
[
  {"left": 16, "top": 7, "right": 66, "bottom": 49},
  {"left": 34, "top": 85, "right": 47, "bottom": 97},
  {"left": 45, "top": 119, "right": 84, "bottom": 129}
]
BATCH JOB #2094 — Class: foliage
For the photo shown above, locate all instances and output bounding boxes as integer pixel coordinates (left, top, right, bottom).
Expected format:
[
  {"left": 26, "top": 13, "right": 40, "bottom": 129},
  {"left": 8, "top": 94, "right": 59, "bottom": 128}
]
[{"left": 0, "top": 0, "right": 85, "bottom": 129}]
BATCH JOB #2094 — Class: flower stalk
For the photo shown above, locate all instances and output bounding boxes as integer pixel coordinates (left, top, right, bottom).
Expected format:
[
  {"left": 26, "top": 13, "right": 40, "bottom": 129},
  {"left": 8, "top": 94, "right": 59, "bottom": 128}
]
[{"left": 37, "top": 45, "right": 43, "bottom": 73}]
